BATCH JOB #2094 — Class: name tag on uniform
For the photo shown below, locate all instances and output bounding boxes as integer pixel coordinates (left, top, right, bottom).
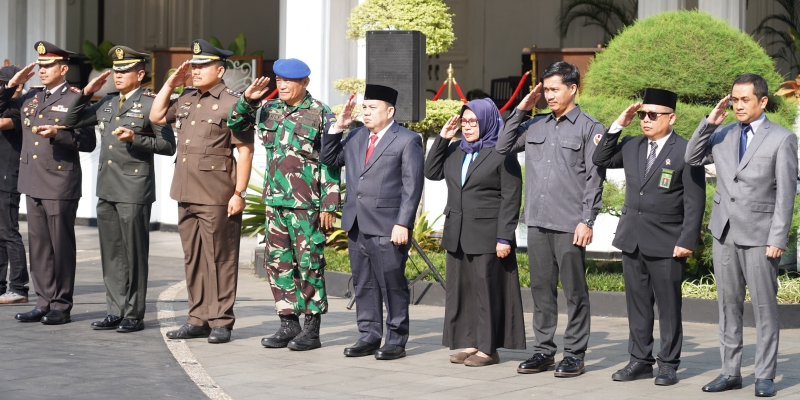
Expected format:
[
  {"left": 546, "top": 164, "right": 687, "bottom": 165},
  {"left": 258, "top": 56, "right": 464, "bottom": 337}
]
[
  {"left": 659, "top": 168, "right": 674, "bottom": 189},
  {"left": 125, "top": 112, "right": 144, "bottom": 119},
  {"left": 51, "top": 105, "right": 69, "bottom": 112},
  {"left": 268, "top": 110, "right": 282, "bottom": 121},
  {"left": 103, "top": 108, "right": 112, "bottom": 113}
]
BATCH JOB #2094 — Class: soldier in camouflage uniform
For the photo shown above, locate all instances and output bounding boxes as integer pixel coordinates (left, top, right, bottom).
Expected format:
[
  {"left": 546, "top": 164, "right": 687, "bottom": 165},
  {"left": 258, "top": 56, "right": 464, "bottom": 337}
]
[{"left": 229, "top": 58, "right": 340, "bottom": 351}]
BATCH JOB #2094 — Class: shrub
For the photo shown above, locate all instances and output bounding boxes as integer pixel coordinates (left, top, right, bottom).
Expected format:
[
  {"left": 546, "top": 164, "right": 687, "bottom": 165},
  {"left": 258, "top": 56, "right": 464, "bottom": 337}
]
[
  {"left": 578, "top": 10, "right": 797, "bottom": 138},
  {"left": 346, "top": 0, "right": 455, "bottom": 55}
]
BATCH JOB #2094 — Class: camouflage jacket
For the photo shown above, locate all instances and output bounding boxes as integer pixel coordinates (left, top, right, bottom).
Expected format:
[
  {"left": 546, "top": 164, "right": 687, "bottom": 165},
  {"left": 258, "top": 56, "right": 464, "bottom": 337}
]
[{"left": 228, "top": 92, "right": 340, "bottom": 211}]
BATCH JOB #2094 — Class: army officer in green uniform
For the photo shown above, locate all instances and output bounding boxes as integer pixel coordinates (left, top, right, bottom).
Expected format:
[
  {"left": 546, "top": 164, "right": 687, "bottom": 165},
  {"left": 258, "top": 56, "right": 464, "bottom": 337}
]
[{"left": 63, "top": 46, "right": 176, "bottom": 332}]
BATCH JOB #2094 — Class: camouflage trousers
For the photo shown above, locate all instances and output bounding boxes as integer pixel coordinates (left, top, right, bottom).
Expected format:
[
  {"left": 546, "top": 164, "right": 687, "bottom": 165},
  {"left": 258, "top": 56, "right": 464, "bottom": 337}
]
[{"left": 264, "top": 206, "right": 328, "bottom": 315}]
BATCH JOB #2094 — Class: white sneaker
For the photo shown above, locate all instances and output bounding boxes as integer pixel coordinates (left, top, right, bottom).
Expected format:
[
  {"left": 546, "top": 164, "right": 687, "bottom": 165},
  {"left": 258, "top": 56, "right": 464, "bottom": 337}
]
[{"left": 0, "top": 291, "right": 28, "bottom": 304}]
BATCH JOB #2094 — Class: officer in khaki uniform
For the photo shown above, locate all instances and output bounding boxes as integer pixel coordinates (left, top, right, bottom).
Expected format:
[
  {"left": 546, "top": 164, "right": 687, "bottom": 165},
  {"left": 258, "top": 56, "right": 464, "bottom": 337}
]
[
  {"left": 150, "top": 39, "right": 254, "bottom": 344},
  {"left": 63, "top": 46, "right": 176, "bottom": 332},
  {"left": 0, "top": 42, "right": 96, "bottom": 324}
]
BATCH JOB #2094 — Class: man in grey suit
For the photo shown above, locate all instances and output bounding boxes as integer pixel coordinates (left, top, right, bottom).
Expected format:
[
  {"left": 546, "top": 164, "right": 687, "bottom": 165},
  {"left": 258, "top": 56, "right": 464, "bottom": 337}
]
[
  {"left": 321, "top": 84, "right": 424, "bottom": 360},
  {"left": 686, "top": 73, "right": 797, "bottom": 397},
  {"left": 63, "top": 46, "right": 176, "bottom": 333}
]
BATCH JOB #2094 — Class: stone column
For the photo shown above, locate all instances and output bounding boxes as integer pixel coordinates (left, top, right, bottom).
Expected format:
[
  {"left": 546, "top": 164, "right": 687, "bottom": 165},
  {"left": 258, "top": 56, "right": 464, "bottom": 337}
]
[
  {"left": 638, "top": 0, "right": 685, "bottom": 20},
  {"left": 0, "top": 0, "right": 28, "bottom": 66},
  {"left": 698, "top": 0, "right": 746, "bottom": 31}
]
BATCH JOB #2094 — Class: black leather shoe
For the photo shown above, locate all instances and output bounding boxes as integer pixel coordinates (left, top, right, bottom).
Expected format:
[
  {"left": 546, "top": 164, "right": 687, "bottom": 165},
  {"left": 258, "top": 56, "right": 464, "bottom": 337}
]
[
  {"left": 375, "top": 344, "right": 406, "bottom": 360},
  {"left": 166, "top": 323, "right": 211, "bottom": 340},
  {"left": 702, "top": 374, "right": 742, "bottom": 392},
  {"left": 15, "top": 308, "right": 46, "bottom": 323},
  {"left": 654, "top": 365, "right": 678, "bottom": 386},
  {"left": 288, "top": 314, "right": 322, "bottom": 351},
  {"left": 554, "top": 356, "right": 585, "bottom": 377},
  {"left": 41, "top": 310, "right": 71, "bottom": 325},
  {"left": 612, "top": 361, "right": 653, "bottom": 381},
  {"left": 261, "top": 315, "right": 301, "bottom": 348},
  {"left": 208, "top": 327, "right": 231, "bottom": 343},
  {"left": 116, "top": 318, "right": 144, "bottom": 333},
  {"left": 92, "top": 315, "right": 123, "bottom": 330},
  {"left": 755, "top": 379, "right": 777, "bottom": 397},
  {"left": 344, "top": 340, "right": 381, "bottom": 357},
  {"left": 518, "top": 353, "right": 555, "bottom": 374}
]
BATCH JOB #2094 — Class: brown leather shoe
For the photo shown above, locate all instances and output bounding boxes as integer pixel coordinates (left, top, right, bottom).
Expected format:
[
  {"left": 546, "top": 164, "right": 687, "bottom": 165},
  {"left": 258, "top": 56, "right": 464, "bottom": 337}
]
[
  {"left": 464, "top": 352, "right": 499, "bottom": 367},
  {"left": 450, "top": 350, "right": 477, "bottom": 364}
]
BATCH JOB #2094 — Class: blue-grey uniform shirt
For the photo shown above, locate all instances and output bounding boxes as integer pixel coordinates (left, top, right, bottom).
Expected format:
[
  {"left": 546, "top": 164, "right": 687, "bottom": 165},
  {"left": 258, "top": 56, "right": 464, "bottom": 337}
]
[{"left": 497, "top": 105, "right": 605, "bottom": 233}]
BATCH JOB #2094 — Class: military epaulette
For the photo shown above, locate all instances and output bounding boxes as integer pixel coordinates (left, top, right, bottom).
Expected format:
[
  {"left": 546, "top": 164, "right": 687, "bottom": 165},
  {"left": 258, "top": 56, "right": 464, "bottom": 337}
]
[
  {"left": 69, "top": 86, "right": 81, "bottom": 94},
  {"left": 226, "top": 88, "right": 242, "bottom": 97},
  {"left": 142, "top": 91, "right": 157, "bottom": 98}
]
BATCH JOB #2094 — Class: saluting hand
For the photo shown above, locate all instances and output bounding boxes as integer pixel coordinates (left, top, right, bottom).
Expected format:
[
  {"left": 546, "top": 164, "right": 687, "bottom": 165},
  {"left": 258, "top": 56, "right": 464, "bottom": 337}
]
[
  {"left": 708, "top": 95, "right": 730, "bottom": 125},
  {"left": 333, "top": 93, "right": 357, "bottom": 131},
  {"left": 615, "top": 102, "right": 642, "bottom": 128},
  {"left": 114, "top": 127, "right": 135, "bottom": 143},
  {"left": 516, "top": 82, "right": 542, "bottom": 112},
  {"left": 166, "top": 61, "right": 191, "bottom": 90},
  {"left": 8, "top": 63, "right": 37, "bottom": 88},
  {"left": 243, "top": 76, "right": 271, "bottom": 102},
  {"left": 84, "top": 70, "right": 112, "bottom": 94},
  {"left": 439, "top": 115, "right": 459, "bottom": 140}
]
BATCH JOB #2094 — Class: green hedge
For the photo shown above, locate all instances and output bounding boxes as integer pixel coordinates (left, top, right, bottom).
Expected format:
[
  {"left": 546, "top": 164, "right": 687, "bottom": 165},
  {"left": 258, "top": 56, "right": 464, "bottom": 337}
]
[{"left": 584, "top": 10, "right": 786, "bottom": 105}]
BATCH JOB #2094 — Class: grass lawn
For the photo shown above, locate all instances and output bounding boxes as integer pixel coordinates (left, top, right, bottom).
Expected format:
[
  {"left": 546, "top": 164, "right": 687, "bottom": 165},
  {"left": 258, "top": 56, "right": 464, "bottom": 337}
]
[{"left": 323, "top": 248, "right": 800, "bottom": 304}]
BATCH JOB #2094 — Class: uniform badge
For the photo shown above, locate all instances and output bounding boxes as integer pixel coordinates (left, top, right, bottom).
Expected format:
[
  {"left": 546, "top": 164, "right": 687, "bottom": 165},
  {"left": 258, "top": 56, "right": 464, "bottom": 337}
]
[
  {"left": 23, "top": 118, "right": 30, "bottom": 127},
  {"left": 176, "top": 119, "right": 181, "bottom": 129},
  {"left": 659, "top": 168, "right": 674, "bottom": 189},
  {"left": 51, "top": 105, "right": 68, "bottom": 112},
  {"left": 212, "top": 104, "right": 218, "bottom": 110},
  {"left": 193, "top": 41, "right": 201, "bottom": 54},
  {"left": 593, "top": 133, "right": 602, "bottom": 146},
  {"left": 37, "top": 42, "right": 46, "bottom": 55},
  {"left": 115, "top": 48, "right": 124, "bottom": 60},
  {"left": 665, "top": 159, "right": 671, "bottom": 166},
  {"left": 99, "top": 121, "right": 104, "bottom": 131}
]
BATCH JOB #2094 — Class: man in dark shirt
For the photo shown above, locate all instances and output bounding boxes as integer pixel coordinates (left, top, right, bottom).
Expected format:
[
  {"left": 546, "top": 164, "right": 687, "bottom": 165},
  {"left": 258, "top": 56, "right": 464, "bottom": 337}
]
[
  {"left": 0, "top": 65, "right": 29, "bottom": 304},
  {"left": 497, "top": 61, "right": 605, "bottom": 378}
]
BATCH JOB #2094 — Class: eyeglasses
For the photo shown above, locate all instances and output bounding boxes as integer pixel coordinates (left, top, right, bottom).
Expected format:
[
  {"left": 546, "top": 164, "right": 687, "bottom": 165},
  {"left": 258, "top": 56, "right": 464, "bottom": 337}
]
[
  {"left": 636, "top": 111, "right": 671, "bottom": 121},
  {"left": 459, "top": 118, "right": 479, "bottom": 127}
]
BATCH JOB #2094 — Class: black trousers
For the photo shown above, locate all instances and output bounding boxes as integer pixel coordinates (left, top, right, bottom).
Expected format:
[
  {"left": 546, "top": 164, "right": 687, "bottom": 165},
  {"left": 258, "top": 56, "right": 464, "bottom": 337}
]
[
  {"left": 347, "top": 221, "right": 410, "bottom": 346},
  {"left": 97, "top": 199, "right": 151, "bottom": 320},
  {"left": 0, "top": 191, "right": 28, "bottom": 295},
  {"left": 622, "top": 248, "right": 684, "bottom": 368},
  {"left": 527, "top": 227, "right": 590, "bottom": 359},
  {"left": 26, "top": 196, "right": 79, "bottom": 312}
]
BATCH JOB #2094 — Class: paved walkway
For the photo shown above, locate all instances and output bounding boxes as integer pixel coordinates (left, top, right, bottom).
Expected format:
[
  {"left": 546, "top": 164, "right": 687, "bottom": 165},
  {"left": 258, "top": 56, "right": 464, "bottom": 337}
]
[{"left": 2, "top": 224, "right": 799, "bottom": 399}]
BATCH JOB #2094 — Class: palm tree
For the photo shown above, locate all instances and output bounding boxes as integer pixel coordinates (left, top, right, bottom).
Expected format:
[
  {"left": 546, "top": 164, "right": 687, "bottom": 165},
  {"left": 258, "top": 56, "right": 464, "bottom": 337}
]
[
  {"left": 753, "top": 0, "right": 800, "bottom": 76},
  {"left": 558, "top": 0, "right": 638, "bottom": 45}
]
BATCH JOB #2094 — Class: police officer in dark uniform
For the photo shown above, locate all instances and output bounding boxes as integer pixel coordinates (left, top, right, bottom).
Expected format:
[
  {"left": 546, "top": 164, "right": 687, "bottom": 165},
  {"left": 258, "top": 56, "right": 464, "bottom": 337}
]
[
  {"left": 0, "top": 65, "right": 30, "bottom": 305},
  {"left": 0, "top": 41, "right": 96, "bottom": 324},
  {"left": 63, "top": 46, "right": 176, "bottom": 332},
  {"left": 150, "top": 39, "right": 254, "bottom": 344}
]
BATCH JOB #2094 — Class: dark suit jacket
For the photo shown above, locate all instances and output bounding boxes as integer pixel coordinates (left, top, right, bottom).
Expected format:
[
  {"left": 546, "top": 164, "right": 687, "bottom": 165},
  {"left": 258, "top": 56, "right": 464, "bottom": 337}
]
[
  {"left": 0, "top": 115, "right": 22, "bottom": 194},
  {"left": 0, "top": 83, "right": 96, "bottom": 200},
  {"left": 321, "top": 121, "right": 424, "bottom": 236},
  {"left": 424, "top": 136, "right": 522, "bottom": 254},
  {"left": 64, "top": 89, "right": 176, "bottom": 204},
  {"left": 594, "top": 130, "right": 705, "bottom": 258}
]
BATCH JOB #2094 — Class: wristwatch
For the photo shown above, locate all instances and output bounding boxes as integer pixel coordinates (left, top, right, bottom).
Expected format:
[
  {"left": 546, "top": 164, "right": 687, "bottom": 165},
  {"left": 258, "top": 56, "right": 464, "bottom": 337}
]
[
  {"left": 236, "top": 189, "right": 247, "bottom": 199},
  {"left": 581, "top": 218, "right": 594, "bottom": 228}
]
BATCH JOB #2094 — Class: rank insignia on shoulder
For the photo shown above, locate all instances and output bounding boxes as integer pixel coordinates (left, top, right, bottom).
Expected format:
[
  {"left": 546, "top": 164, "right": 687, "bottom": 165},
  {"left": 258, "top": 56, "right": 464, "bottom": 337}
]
[
  {"left": 593, "top": 133, "right": 602, "bottom": 146},
  {"left": 226, "top": 88, "right": 242, "bottom": 97},
  {"left": 69, "top": 86, "right": 81, "bottom": 94}
]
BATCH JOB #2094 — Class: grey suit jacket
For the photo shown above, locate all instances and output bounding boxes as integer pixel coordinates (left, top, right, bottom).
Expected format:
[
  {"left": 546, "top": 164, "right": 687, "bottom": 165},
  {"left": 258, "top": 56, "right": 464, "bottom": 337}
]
[
  {"left": 685, "top": 116, "right": 797, "bottom": 250},
  {"left": 321, "top": 121, "right": 424, "bottom": 237},
  {"left": 64, "top": 89, "right": 176, "bottom": 204}
]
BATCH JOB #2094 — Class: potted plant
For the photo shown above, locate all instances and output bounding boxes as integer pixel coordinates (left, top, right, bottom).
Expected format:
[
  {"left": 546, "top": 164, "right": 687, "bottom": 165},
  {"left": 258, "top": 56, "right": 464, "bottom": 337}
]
[{"left": 83, "top": 40, "right": 117, "bottom": 96}]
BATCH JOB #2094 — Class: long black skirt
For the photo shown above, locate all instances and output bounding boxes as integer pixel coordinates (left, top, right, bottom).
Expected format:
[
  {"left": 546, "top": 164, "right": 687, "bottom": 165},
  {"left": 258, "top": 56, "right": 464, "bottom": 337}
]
[{"left": 442, "top": 246, "right": 526, "bottom": 354}]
